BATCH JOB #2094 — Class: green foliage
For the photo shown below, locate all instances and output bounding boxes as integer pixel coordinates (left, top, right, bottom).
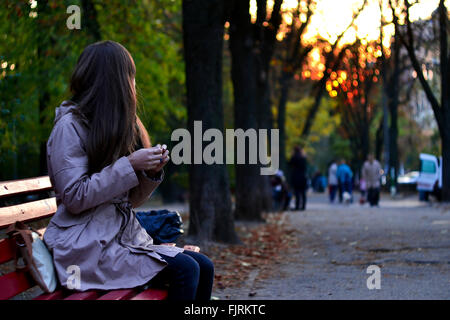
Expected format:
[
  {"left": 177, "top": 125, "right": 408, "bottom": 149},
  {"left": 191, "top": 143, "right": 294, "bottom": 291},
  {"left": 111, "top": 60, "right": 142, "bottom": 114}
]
[
  {"left": 398, "top": 109, "right": 441, "bottom": 171},
  {"left": 280, "top": 96, "right": 343, "bottom": 174},
  {"left": 0, "top": 0, "right": 82, "bottom": 179},
  {"left": 94, "top": 0, "right": 185, "bottom": 145},
  {"left": 0, "top": 0, "right": 185, "bottom": 182},
  {"left": 328, "top": 133, "right": 353, "bottom": 163},
  {"left": 284, "top": 96, "right": 340, "bottom": 157}
]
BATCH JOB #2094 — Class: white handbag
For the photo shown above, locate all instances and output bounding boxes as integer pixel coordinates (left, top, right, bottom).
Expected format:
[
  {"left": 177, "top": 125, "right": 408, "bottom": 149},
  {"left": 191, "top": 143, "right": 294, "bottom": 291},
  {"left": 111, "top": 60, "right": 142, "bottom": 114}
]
[{"left": 6, "top": 221, "right": 57, "bottom": 293}]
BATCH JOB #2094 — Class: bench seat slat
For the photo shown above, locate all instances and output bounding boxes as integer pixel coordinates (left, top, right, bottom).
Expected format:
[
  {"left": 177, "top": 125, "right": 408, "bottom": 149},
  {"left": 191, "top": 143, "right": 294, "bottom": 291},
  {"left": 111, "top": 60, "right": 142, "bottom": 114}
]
[
  {"left": 97, "top": 289, "right": 138, "bottom": 300},
  {"left": 0, "top": 198, "right": 57, "bottom": 229},
  {"left": 33, "top": 289, "right": 66, "bottom": 300},
  {"left": 64, "top": 290, "right": 99, "bottom": 300},
  {"left": 64, "top": 291, "right": 100, "bottom": 300},
  {"left": 0, "top": 271, "right": 34, "bottom": 300},
  {"left": 0, "top": 176, "right": 52, "bottom": 198},
  {"left": 130, "top": 288, "right": 168, "bottom": 300}
]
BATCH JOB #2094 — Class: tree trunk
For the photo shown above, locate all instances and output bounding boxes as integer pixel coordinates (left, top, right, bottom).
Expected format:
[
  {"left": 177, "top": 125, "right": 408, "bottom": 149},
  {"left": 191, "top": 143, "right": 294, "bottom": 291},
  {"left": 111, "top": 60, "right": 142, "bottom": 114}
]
[
  {"left": 441, "top": 127, "right": 450, "bottom": 201},
  {"left": 388, "top": 99, "right": 398, "bottom": 188},
  {"left": 361, "top": 121, "right": 370, "bottom": 165},
  {"left": 81, "top": 0, "right": 101, "bottom": 41},
  {"left": 300, "top": 44, "right": 349, "bottom": 139},
  {"left": 255, "top": 69, "right": 273, "bottom": 212},
  {"left": 37, "top": 0, "right": 50, "bottom": 176},
  {"left": 228, "top": 0, "right": 264, "bottom": 221},
  {"left": 439, "top": 0, "right": 450, "bottom": 201},
  {"left": 301, "top": 83, "right": 326, "bottom": 139},
  {"left": 38, "top": 92, "right": 50, "bottom": 176},
  {"left": 183, "top": 0, "right": 239, "bottom": 242},
  {"left": 375, "top": 116, "right": 384, "bottom": 162},
  {"left": 254, "top": 7, "right": 281, "bottom": 213},
  {"left": 387, "top": 15, "right": 400, "bottom": 189},
  {"left": 399, "top": 0, "right": 449, "bottom": 200},
  {"left": 278, "top": 72, "right": 291, "bottom": 172}
]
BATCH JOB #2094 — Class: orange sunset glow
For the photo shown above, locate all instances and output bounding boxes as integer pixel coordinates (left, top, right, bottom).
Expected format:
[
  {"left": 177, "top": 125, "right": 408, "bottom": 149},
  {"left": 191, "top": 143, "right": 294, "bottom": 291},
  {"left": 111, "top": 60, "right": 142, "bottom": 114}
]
[
  {"left": 250, "top": 0, "right": 448, "bottom": 46},
  {"left": 250, "top": 0, "right": 448, "bottom": 82}
]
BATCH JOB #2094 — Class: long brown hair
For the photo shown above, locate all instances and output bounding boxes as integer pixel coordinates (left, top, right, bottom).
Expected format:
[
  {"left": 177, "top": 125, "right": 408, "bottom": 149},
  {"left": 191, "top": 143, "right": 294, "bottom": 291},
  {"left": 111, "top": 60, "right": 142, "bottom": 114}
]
[{"left": 70, "top": 40, "right": 150, "bottom": 173}]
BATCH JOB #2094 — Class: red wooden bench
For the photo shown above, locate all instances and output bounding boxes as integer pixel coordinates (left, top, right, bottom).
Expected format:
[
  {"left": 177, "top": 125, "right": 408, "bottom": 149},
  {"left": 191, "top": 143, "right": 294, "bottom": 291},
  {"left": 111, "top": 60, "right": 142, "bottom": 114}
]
[{"left": 0, "top": 176, "right": 175, "bottom": 300}]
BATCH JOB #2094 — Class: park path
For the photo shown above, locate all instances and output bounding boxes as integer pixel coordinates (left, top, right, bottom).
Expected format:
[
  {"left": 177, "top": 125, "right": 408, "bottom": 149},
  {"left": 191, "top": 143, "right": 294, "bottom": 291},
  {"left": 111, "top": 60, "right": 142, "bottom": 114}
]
[{"left": 212, "top": 193, "right": 450, "bottom": 299}]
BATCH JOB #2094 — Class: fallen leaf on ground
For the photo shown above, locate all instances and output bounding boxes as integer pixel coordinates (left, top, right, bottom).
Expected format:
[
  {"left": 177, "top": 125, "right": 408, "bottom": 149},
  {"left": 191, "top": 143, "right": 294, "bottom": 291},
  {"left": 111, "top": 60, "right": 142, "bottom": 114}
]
[{"left": 202, "top": 212, "right": 298, "bottom": 290}]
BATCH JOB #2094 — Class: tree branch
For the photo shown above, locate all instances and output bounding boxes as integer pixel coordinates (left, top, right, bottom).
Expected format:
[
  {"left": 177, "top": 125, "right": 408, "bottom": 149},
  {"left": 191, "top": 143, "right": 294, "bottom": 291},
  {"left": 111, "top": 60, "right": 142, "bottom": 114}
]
[{"left": 398, "top": 1, "right": 443, "bottom": 132}]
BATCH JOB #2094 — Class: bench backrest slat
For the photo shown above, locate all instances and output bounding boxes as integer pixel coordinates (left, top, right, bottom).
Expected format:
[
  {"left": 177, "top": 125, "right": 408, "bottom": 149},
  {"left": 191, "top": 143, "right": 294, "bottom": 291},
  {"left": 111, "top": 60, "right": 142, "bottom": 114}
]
[
  {"left": 0, "top": 176, "right": 52, "bottom": 198},
  {"left": 0, "top": 271, "right": 34, "bottom": 300},
  {"left": 0, "top": 238, "right": 15, "bottom": 264},
  {"left": 0, "top": 198, "right": 57, "bottom": 229}
]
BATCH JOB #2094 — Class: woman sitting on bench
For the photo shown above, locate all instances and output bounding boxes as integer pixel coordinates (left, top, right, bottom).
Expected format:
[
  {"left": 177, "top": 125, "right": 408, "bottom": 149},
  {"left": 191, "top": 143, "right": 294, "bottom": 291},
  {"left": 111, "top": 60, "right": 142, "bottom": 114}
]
[{"left": 43, "top": 40, "right": 214, "bottom": 301}]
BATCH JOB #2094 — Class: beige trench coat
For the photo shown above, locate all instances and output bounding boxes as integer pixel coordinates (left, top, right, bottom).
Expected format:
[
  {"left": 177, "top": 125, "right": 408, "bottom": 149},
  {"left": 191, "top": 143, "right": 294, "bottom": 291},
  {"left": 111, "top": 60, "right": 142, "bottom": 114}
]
[{"left": 43, "top": 101, "right": 183, "bottom": 291}]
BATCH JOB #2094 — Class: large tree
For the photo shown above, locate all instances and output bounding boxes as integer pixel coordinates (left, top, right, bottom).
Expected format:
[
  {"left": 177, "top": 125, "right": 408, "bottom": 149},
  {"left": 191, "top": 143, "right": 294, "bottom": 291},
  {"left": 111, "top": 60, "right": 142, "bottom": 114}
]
[
  {"left": 182, "top": 0, "right": 239, "bottom": 242},
  {"left": 253, "top": 0, "right": 283, "bottom": 213},
  {"left": 229, "top": 0, "right": 283, "bottom": 220},
  {"left": 300, "top": 0, "right": 367, "bottom": 139},
  {"left": 36, "top": 0, "right": 51, "bottom": 176},
  {"left": 332, "top": 41, "right": 381, "bottom": 170},
  {"left": 396, "top": 0, "right": 449, "bottom": 200},
  {"left": 378, "top": 0, "right": 400, "bottom": 188},
  {"left": 276, "top": 0, "right": 314, "bottom": 172}
]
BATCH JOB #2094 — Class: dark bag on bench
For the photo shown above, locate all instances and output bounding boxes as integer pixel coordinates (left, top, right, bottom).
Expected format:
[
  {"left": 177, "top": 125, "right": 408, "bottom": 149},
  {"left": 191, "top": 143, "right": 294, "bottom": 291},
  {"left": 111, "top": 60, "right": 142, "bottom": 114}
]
[{"left": 136, "top": 209, "right": 184, "bottom": 245}]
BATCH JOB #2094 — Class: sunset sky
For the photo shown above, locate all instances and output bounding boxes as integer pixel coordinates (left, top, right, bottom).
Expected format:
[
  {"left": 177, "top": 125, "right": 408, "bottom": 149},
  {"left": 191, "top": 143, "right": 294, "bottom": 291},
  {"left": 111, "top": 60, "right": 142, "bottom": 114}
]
[{"left": 250, "top": 0, "right": 448, "bottom": 46}]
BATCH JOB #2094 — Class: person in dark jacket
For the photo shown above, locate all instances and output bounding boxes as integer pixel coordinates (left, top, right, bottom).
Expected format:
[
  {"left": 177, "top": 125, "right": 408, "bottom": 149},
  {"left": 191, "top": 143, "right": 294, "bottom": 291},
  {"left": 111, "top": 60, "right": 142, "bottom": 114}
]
[{"left": 289, "top": 146, "right": 308, "bottom": 210}]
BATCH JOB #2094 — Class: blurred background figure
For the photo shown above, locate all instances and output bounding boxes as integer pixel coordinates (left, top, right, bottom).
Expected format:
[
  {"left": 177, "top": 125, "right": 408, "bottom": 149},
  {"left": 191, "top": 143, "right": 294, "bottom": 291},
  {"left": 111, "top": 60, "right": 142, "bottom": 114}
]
[
  {"left": 337, "top": 159, "right": 353, "bottom": 203},
  {"left": 359, "top": 176, "right": 367, "bottom": 205},
  {"left": 312, "top": 170, "right": 327, "bottom": 193},
  {"left": 271, "top": 170, "right": 292, "bottom": 211},
  {"left": 362, "top": 154, "right": 382, "bottom": 207},
  {"left": 328, "top": 160, "right": 338, "bottom": 203},
  {"left": 289, "top": 146, "right": 308, "bottom": 211}
]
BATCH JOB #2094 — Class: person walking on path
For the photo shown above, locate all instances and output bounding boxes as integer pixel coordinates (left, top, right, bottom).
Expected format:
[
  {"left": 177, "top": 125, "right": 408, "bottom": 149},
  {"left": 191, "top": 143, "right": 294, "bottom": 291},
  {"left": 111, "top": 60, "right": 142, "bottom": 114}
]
[
  {"left": 337, "top": 159, "right": 353, "bottom": 203},
  {"left": 362, "top": 154, "right": 382, "bottom": 206},
  {"left": 289, "top": 146, "right": 308, "bottom": 211},
  {"left": 328, "top": 160, "right": 338, "bottom": 203}
]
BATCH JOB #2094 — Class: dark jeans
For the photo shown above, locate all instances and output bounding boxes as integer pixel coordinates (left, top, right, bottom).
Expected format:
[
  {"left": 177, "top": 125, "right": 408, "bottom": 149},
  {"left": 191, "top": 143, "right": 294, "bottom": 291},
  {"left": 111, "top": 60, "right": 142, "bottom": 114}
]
[
  {"left": 294, "top": 187, "right": 306, "bottom": 210},
  {"left": 329, "top": 185, "right": 338, "bottom": 203},
  {"left": 273, "top": 190, "right": 292, "bottom": 211},
  {"left": 367, "top": 187, "right": 380, "bottom": 206},
  {"left": 150, "top": 250, "right": 214, "bottom": 301}
]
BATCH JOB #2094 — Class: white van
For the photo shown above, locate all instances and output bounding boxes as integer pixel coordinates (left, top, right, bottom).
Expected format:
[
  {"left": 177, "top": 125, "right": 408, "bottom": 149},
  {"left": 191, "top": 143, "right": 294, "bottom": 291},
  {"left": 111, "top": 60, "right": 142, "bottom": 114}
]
[{"left": 417, "top": 153, "right": 442, "bottom": 200}]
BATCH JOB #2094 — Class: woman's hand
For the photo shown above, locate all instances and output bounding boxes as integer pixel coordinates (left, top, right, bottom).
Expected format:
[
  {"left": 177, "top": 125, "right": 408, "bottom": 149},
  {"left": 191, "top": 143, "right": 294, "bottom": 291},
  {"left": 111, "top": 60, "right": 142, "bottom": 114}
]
[
  {"left": 183, "top": 245, "right": 200, "bottom": 252},
  {"left": 161, "top": 243, "right": 176, "bottom": 247},
  {"left": 146, "top": 144, "right": 170, "bottom": 176},
  {"left": 127, "top": 146, "right": 165, "bottom": 172}
]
